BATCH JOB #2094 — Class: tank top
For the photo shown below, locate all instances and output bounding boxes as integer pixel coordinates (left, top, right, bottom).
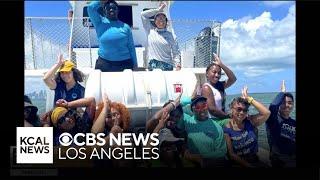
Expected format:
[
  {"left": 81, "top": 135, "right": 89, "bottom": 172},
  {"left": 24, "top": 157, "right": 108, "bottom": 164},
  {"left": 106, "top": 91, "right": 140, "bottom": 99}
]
[{"left": 203, "top": 82, "right": 223, "bottom": 118}]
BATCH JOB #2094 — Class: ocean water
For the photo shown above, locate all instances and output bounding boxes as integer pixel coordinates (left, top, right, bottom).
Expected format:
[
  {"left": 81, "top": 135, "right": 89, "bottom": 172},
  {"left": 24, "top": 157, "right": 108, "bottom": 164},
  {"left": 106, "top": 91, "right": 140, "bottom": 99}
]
[{"left": 226, "top": 92, "right": 296, "bottom": 150}]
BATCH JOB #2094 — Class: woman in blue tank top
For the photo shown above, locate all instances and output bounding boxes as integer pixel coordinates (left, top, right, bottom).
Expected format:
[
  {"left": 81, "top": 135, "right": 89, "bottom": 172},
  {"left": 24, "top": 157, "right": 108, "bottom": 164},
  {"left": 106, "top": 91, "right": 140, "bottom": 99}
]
[{"left": 223, "top": 86, "right": 270, "bottom": 167}]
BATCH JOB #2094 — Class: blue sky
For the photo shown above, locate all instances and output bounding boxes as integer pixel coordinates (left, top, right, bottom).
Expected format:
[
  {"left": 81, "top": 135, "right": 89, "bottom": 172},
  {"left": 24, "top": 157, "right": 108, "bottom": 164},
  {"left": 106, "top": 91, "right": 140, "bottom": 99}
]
[{"left": 25, "top": 1, "right": 295, "bottom": 95}]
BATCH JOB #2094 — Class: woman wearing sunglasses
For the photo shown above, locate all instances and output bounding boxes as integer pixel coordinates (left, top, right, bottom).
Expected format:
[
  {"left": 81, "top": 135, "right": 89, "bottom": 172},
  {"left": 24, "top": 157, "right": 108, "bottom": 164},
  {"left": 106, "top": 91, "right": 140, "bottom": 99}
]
[
  {"left": 41, "top": 97, "right": 96, "bottom": 146},
  {"left": 223, "top": 86, "right": 270, "bottom": 167}
]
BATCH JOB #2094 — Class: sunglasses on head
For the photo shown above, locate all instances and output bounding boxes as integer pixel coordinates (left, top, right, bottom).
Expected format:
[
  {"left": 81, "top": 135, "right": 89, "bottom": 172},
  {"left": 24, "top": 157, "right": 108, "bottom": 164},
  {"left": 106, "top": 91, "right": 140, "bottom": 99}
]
[
  {"left": 194, "top": 102, "right": 208, "bottom": 111},
  {"left": 234, "top": 107, "right": 248, "bottom": 113}
]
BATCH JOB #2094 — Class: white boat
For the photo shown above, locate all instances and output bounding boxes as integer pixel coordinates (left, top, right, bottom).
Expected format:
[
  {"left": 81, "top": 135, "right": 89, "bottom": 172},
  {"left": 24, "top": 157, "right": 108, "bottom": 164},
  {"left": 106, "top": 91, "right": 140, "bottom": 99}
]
[
  {"left": 24, "top": 1, "right": 271, "bottom": 166},
  {"left": 25, "top": 1, "right": 222, "bottom": 117}
]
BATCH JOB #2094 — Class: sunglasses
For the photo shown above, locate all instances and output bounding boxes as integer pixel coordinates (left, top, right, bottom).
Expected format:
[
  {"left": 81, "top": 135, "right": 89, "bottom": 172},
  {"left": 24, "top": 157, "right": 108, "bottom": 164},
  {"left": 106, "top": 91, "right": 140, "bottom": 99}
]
[
  {"left": 194, "top": 102, "right": 208, "bottom": 111},
  {"left": 57, "top": 110, "right": 77, "bottom": 125},
  {"left": 234, "top": 107, "right": 248, "bottom": 113},
  {"left": 106, "top": 112, "right": 120, "bottom": 119}
]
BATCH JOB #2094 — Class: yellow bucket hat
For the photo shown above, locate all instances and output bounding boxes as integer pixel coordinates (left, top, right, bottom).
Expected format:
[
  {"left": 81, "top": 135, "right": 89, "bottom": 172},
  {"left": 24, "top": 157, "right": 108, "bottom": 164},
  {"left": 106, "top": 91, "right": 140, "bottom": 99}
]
[
  {"left": 51, "top": 107, "right": 68, "bottom": 126},
  {"left": 58, "top": 60, "right": 75, "bottom": 72}
]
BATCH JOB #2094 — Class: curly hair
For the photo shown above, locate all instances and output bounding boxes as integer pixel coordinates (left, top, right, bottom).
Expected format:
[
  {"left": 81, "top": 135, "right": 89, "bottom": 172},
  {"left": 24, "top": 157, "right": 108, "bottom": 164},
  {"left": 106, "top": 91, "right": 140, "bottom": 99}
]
[
  {"left": 109, "top": 102, "right": 131, "bottom": 131},
  {"left": 55, "top": 68, "right": 85, "bottom": 83}
]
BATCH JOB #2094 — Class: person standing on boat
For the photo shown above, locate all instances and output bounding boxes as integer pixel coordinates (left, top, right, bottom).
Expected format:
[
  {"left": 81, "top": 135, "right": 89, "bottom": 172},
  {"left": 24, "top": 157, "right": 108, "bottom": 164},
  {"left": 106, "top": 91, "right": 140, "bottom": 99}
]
[
  {"left": 201, "top": 53, "right": 237, "bottom": 126},
  {"left": 141, "top": 2, "right": 181, "bottom": 71},
  {"left": 223, "top": 86, "right": 270, "bottom": 167},
  {"left": 43, "top": 54, "right": 85, "bottom": 107},
  {"left": 266, "top": 80, "right": 296, "bottom": 167},
  {"left": 87, "top": 0, "right": 137, "bottom": 72}
]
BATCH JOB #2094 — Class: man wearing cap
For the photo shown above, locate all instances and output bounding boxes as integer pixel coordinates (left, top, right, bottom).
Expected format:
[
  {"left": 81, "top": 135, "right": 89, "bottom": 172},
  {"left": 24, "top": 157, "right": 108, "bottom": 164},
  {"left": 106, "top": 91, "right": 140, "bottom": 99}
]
[
  {"left": 141, "top": 2, "right": 181, "bottom": 71},
  {"left": 43, "top": 54, "right": 85, "bottom": 107},
  {"left": 146, "top": 93, "right": 227, "bottom": 167},
  {"left": 177, "top": 95, "right": 228, "bottom": 167}
]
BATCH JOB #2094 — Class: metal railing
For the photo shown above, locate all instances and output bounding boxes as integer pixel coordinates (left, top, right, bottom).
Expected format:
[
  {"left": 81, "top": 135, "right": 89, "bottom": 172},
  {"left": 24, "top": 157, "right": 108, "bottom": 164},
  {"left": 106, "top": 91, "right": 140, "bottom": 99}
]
[{"left": 25, "top": 17, "right": 221, "bottom": 70}]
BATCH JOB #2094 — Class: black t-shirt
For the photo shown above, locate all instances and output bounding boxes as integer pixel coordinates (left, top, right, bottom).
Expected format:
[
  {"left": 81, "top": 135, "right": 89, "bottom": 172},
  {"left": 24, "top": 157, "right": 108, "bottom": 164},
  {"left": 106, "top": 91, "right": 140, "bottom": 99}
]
[{"left": 266, "top": 92, "right": 296, "bottom": 155}]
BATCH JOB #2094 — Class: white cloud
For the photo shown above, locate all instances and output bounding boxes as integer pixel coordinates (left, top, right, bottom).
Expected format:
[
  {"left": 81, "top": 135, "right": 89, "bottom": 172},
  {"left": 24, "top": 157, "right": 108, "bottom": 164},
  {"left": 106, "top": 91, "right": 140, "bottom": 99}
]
[
  {"left": 262, "top": 1, "right": 293, "bottom": 7},
  {"left": 220, "top": 4, "right": 295, "bottom": 77}
]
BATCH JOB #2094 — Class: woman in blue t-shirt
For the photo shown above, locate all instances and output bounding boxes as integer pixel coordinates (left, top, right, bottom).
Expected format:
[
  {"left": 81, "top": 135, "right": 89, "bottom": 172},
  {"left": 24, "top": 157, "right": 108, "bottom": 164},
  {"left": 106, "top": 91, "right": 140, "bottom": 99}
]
[
  {"left": 43, "top": 54, "right": 85, "bottom": 106},
  {"left": 223, "top": 86, "right": 270, "bottom": 167},
  {"left": 87, "top": 0, "right": 137, "bottom": 72}
]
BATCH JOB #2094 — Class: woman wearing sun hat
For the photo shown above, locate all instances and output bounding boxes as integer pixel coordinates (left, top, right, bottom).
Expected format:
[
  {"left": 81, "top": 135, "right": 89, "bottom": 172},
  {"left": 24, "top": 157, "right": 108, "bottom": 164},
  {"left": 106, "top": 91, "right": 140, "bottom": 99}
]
[{"left": 43, "top": 54, "right": 85, "bottom": 106}]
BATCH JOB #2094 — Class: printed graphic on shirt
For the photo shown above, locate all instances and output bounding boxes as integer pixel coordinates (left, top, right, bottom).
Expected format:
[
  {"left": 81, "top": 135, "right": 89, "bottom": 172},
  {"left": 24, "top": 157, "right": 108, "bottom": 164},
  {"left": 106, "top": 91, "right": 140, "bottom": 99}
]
[{"left": 280, "top": 122, "right": 295, "bottom": 142}]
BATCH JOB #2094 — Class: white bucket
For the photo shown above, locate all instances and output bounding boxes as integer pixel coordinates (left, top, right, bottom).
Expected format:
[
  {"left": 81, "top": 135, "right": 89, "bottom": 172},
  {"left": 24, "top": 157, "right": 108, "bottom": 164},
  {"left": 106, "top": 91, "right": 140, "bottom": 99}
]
[{"left": 84, "top": 69, "right": 198, "bottom": 130}]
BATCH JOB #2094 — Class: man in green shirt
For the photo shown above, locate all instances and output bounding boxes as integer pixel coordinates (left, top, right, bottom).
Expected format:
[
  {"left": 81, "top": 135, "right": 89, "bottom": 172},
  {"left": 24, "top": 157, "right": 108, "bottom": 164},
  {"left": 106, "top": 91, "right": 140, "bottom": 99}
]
[{"left": 178, "top": 95, "right": 228, "bottom": 167}]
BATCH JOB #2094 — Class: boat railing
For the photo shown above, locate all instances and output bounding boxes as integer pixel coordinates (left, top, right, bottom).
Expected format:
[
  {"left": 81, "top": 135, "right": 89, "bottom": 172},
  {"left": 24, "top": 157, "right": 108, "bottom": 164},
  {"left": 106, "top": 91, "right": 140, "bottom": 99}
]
[{"left": 25, "top": 17, "right": 221, "bottom": 70}]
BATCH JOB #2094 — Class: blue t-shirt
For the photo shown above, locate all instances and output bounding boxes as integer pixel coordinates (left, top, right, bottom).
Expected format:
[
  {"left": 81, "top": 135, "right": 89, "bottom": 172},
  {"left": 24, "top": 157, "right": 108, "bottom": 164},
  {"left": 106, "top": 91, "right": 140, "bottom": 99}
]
[
  {"left": 266, "top": 92, "right": 296, "bottom": 155},
  {"left": 87, "top": 1, "right": 137, "bottom": 66},
  {"left": 224, "top": 119, "right": 258, "bottom": 157},
  {"left": 54, "top": 81, "right": 85, "bottom": 105}
]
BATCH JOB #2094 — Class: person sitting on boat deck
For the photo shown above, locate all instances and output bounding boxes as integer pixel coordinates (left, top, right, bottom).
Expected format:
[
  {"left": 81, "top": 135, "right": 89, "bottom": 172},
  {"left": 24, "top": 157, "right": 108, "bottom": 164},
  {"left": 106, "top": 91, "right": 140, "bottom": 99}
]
[
  {"left": 41, "top": 97, "right": 96, "bottom": 146},
  {"left": 87, "top": 0, "right": 137, "bottom": 72},
  {"left": 91, "top": 93, "right": 133, "bottom": 167},
  {"left": 141, "top": 2, "right": 181, "bottom": 71},
  {"left": 266, "top": 80, "right": 296, "bottom": 167},
  {"left": 174, "top": 94, "right": 228, "bottom": 167},
  {"left": 223, "top": 86, "right": 271, "bottom": 167},
  {"left": 24, "top": 95, "right": 41, "bottom": 127},
  {"left": 201, "top": 53, "right": 237, "bottom": 126},
  {"left": 43, "top": 54, "right": 85, "bottom": 107},
  {"left": 146, "top": 97, "right": 186, "bottom": 167}
]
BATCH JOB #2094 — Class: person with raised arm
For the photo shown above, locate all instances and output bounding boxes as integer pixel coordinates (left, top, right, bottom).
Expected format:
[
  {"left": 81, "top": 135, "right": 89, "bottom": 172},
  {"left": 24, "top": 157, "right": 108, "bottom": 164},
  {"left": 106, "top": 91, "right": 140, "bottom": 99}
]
[
  {"left": 87, "top": 0, "right": 137, "bottom": 72},
  {"left": 43, "top": 54, "right": 85, "bottom": 106},
  {"left": 141, "top": 1, "right": 181, "bottom": 71},
  {"left": 201, "top": 54, "right": 237, "bottom": 126},
  {"left": 223, "top": 86, "right": 270, "bottom": 167},
  {"left": 266, "top": 80, "right": 296, "bottom": 167}
]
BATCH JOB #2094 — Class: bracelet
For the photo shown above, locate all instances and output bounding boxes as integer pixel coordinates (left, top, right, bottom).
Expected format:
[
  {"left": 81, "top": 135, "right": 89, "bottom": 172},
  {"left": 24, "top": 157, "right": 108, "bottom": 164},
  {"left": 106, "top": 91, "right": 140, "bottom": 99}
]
[
  {"left": 247, "top": 97, "right": 254, "bottom": 104},
  {"left": 170, "top": 102, "right": 176, "bottom": 109}
]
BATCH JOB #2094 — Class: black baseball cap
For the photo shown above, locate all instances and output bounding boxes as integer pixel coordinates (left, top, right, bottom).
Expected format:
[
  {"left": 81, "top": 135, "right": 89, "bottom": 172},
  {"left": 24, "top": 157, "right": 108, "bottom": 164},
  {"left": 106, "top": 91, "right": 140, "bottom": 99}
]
[{"left": 191, "top": 95, "right": 207, "bottom": 109}]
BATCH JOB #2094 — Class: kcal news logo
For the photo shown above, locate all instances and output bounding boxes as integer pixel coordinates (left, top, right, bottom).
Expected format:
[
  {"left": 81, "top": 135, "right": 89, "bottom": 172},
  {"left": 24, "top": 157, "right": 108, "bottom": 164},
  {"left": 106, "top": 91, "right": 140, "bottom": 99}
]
[{"left": 16, "top": 127, "right": 53, "bottom": 164}]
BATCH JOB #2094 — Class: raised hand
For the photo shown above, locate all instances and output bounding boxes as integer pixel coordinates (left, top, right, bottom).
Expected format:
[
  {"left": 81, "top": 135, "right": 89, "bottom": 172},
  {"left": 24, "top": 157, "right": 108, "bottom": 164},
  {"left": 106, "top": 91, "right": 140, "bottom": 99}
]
[
  {"left": 241, "top": 86, "right": 249, "bottom": 100},
  {"left": 213, "top": 53, "right": 222, "bottom": 67},
  {"left": 102, "top": 91, "right": 111, "bottom": 106},
  {"left": 174, "top": 92, "right": 182, "bottom": 107},
  {"left": 110, "top": 118, "right": 123, "bottom": 134},
  {"left": 159, "top": 1, "right": 167, "bottom": 11},
  {"left": 281, "top": 80, "right": 286, "bottom": 92},
  {"left": 57, "top": 54, "right": 65, "bottom": 66},
  {"left": 158, "top": 110, "right": 170, "bottom": 129}
]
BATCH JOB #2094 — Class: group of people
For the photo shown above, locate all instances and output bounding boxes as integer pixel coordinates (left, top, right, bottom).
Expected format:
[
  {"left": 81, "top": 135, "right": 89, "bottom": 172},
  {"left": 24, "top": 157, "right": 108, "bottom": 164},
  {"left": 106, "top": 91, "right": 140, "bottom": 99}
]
[
  {"left": 24, "top": 0, "right": 296, "bottom": 168},
  {"left": 87, "top": 0, "right": 180, "bottom": 72}
]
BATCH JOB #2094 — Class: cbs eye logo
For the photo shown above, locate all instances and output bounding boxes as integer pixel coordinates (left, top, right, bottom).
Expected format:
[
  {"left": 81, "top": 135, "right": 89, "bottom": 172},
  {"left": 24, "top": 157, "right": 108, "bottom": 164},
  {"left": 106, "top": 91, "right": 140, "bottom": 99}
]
[{"left": 59, "top": 133, "right": 73, "bottom": 146}]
